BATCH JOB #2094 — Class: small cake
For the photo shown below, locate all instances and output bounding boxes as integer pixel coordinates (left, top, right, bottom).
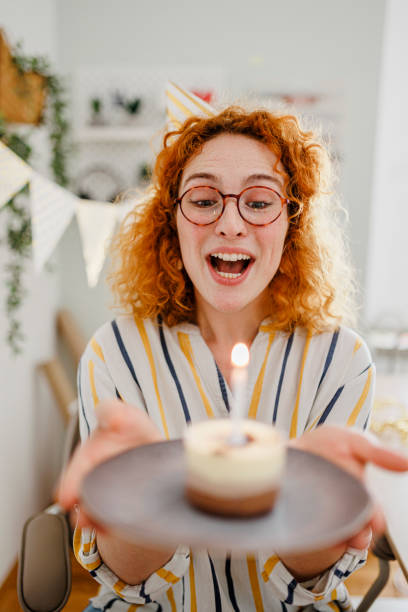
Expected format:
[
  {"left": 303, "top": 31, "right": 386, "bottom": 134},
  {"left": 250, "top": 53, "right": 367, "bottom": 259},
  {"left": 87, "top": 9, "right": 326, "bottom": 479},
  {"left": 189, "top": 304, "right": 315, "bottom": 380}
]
[{"left": 183, "top": 419, "right": 286, "bottom": 517}]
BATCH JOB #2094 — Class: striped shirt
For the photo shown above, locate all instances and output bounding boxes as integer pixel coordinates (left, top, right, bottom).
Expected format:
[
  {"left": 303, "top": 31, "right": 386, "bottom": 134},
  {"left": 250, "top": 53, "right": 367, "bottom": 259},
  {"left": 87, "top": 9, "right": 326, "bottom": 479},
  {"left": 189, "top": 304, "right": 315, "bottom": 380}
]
[{"left": 75, "top": 316, "right": 374, "bottom": 611}]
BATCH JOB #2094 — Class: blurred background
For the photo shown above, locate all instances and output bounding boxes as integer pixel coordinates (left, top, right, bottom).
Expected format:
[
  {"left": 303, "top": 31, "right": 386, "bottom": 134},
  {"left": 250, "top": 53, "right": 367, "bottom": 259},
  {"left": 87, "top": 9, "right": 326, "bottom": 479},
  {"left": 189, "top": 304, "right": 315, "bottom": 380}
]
[{"left": 1, "top": 0, "right": 407, "bottom": 591}]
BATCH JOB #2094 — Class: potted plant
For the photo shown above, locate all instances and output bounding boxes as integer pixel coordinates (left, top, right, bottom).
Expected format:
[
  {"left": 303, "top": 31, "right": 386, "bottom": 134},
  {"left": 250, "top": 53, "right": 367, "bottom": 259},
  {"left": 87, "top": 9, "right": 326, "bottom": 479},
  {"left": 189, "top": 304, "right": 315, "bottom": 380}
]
[{"left": 0, "top": 30, "right": 70, "bottom": 353}]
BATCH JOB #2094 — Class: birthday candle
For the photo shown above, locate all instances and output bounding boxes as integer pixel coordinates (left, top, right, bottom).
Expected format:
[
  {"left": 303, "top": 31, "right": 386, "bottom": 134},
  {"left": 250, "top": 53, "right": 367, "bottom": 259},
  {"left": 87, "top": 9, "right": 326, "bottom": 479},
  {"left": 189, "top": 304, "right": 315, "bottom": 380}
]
[{"left": 230, "top": 343, "right": 249, "bottom": 444}]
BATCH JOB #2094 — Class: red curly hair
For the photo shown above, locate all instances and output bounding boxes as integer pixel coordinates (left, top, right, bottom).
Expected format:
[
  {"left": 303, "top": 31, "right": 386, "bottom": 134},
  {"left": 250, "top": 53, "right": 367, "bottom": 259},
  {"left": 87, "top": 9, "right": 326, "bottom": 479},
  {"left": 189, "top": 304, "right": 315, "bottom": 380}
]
[{"left": 109, "top": 106, "right": 357, "bottom": 333}]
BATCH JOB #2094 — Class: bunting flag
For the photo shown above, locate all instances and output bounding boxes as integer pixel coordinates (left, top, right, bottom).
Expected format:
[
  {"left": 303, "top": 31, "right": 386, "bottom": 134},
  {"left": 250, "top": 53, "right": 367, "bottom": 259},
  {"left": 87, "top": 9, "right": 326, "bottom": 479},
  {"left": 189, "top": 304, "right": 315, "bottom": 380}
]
[
  {"left": 76, "top": 200, "right": 118, "bottom": 287},
  {"left": 0, "top": 141, "right": 32, "bottom": 207},
  {"left": 30, "top": 172, "right": 77, "bottom": 272},
  {"left": 165, "top": 81, "right": 215, "bottom": 129}
]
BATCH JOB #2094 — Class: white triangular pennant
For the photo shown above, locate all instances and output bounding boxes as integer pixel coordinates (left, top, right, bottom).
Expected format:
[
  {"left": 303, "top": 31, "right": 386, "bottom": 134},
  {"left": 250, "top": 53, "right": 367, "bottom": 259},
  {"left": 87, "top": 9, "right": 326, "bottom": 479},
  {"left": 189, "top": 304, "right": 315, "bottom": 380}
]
[
  {"left": 165, "top": 81, "right": 215, "bottom": 129},
  {"left": 76, "top": 199, "right": 118, "bottom": 287},
  {"left": 115, "top": 198, "right": 137, "bottom": 225},
  {"left": 30, "top": 172, "right": 77, "bottom": 271},
  {"left": 0, "top": 141, "right": 32, "bottom": 207}
]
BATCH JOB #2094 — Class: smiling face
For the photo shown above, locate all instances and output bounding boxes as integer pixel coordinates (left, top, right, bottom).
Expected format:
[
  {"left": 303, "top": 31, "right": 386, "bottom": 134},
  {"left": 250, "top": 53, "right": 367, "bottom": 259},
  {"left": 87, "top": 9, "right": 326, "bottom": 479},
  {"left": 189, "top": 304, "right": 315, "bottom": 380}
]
[{"left": 176, "top": 133, "right": 289, "bottom": 321}]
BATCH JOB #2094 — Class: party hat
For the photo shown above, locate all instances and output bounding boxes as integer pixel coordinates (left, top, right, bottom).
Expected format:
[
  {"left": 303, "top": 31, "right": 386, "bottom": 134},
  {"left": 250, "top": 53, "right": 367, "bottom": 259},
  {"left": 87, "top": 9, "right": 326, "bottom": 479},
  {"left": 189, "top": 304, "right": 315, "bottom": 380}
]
[{"left": 165, "top": 81, "right": 215, "bottom": 129}]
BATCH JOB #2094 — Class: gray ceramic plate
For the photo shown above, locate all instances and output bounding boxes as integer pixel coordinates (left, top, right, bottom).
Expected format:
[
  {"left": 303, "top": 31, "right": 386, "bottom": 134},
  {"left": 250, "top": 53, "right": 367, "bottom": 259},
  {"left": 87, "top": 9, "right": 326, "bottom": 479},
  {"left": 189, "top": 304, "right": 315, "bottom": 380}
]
[{"left": 81, "top": 440, "right": 373, "bottom": 554}]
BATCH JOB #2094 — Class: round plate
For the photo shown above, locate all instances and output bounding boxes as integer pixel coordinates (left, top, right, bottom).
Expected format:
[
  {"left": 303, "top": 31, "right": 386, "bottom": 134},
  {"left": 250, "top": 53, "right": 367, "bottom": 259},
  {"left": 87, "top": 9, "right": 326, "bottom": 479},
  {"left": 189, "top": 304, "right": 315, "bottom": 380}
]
[{"left": 81, "top": 440, "right": 373, "bottom": 554}]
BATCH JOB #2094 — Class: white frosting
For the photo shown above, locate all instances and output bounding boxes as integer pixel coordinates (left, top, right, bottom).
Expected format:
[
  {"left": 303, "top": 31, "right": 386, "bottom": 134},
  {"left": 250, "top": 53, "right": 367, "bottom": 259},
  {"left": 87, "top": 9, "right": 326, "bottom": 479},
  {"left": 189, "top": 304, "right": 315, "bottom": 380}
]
[{"left": 183, "top": 419, "right": 286, "bottom": 497}]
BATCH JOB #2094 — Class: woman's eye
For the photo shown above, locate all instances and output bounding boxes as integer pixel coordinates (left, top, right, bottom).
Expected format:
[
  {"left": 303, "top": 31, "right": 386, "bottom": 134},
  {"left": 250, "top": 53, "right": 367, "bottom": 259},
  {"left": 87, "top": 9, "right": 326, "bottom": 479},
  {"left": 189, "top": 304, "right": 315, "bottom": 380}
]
[
  {"left": 191, "top": 199, "right": 217, "bottom": 208},
  {"left": 246, "top": 200, "right": 271, "bottom": 210}
]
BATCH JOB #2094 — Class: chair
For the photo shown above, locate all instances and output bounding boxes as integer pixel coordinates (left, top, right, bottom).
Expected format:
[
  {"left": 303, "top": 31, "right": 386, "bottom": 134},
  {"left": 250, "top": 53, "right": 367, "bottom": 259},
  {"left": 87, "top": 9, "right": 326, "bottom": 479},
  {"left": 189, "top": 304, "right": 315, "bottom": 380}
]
[
  {"left": 18, "top": 408, "right": 79, "bottom": 612},
  {"left": 17, "top": 309, "right": 85, "bottom": 612},
  {"left": 355, "top": 534, "right": 400, "bottom": 612}
]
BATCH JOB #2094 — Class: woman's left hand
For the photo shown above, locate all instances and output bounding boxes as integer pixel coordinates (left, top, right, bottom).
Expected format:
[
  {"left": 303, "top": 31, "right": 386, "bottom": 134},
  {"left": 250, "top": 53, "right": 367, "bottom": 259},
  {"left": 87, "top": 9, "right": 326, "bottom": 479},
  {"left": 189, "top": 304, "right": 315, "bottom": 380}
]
[{"left": 278, "top": 424, "right": 408, "bottom": 581}]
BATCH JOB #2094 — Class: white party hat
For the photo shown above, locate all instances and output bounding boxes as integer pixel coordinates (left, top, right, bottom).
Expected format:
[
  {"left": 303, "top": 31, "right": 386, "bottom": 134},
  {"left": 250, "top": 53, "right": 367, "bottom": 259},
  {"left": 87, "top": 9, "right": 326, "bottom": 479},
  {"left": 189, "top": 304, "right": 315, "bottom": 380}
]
[{"left": 165, "top": 81, "right": 216, "bottom": 129}]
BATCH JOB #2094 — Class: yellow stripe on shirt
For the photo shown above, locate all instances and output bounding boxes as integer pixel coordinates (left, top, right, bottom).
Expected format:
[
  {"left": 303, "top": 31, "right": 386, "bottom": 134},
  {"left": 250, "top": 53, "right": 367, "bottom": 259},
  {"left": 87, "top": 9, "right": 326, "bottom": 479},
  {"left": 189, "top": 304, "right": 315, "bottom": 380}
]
[
  {"left": 248, "top": 332, "right": 275, "bottom": 419},
  {"left": 305, "top": 410, "right": 321, "bottom": 433},
  {"left": 83, "top": 536, "right": 96, "bottom": 554},
  {"left": 347, "top": 367, "right": 372, "bottom": 426},
  {"left": 290, "top": 332, "right": 312, "bottom": 438},
  {"left": 247, "top": 554, "right": 264, "bottom": 612},
  {"left": 135, "top": 317, "right": 169, "bottom": 439},
  {"left": 88, "top": 360, "right": 99, "bottom": 406},
  {"left": 328, "top": 589, "right": 341, "bottom": 611},
  {"left": 73, "top": 526, "right": 82, "bottom": 558},
  {"left": 156, "top": 567, "right": 180, "bottom": 584},
  {"left": 353, "top": 338, "right": 362, "bottom": 354},
  {"left": 189, "top": 552, "right": 197, "bottom": 612},
  {"left": 166, "top": 587, "right": 177, "bottom": 612},
  {"left": 91, "top": 337, "right": 105, "bottom": 361},
  {"left": 261, "top": 554, "right": 279, "bottom": 582},
  {"left": 113, "top": 578, "right": 127, "bottom": 597},
  {"left": 178, "top": 332, "right": 214, "bottom": 418},
  {"left": 73, "top": 527, "right": 101, "bottom": 571}
]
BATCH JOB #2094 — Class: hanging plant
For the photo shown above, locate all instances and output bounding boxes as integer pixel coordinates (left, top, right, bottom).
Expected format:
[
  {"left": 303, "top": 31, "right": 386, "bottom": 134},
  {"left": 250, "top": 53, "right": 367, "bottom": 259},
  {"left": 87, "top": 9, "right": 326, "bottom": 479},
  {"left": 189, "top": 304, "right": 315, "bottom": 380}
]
[{"left": 0, "top": 31, "right": 71, "bottom": 353}]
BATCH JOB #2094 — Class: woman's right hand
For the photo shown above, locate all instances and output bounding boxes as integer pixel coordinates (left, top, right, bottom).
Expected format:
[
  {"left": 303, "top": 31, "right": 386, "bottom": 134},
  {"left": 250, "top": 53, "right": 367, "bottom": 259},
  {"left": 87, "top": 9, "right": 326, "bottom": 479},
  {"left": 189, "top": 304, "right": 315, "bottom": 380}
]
[{"left": 57, "top": 399, "right": 164, "bottom": 530}]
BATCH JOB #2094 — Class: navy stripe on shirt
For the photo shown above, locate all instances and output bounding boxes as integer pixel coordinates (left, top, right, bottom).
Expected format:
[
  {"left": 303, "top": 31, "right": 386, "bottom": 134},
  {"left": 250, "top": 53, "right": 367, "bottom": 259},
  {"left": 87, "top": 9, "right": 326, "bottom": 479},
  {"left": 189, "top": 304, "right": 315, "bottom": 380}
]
[
  {"left": 225, "top": 555, "right": 240, "bottom": 611},
  {"left": 182, "top": 575, "right": 185, "bottom": 611},
  {"left": 208, "top": 555, "right": 222, "bottom": 612},
  {"left": 273, "top": 332, "right": 294, "bottom": 424},
  {"left": 216, "top": 363, "right": 231, "bottom": 413},
  {"left": 77, "top": 358, "right": 90, "bottom": 436},
  {"left": 140, "top": 579, "right": 152, "bottom": 603},
  {"left": 363, "top": 413, "right": 370, "bottom": 431},
  {"left": 317, "top": 329, "right": 339, "bottom": 391},
  {"left": 317, "top": 385, "right": 345, "bottom": 426},
  {"left": 111, "top": 320, "right": 141, "bottom": 390},
  {"left": 359, "top": 363, "right": 372, "bottom": 376},
  {"left": 284, "top": 578, "right": 297, "bottom": 604},
  {"left": 158, "top": 317, "right": 191, "bottom": 423}
]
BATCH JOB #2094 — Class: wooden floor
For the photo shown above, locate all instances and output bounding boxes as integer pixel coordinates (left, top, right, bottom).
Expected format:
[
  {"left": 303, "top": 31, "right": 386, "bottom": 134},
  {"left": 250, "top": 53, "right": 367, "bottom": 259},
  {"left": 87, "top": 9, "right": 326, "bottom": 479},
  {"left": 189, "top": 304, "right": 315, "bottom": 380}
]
[{"left": 1, "top": 549, "right": 406, "bottom": 611}]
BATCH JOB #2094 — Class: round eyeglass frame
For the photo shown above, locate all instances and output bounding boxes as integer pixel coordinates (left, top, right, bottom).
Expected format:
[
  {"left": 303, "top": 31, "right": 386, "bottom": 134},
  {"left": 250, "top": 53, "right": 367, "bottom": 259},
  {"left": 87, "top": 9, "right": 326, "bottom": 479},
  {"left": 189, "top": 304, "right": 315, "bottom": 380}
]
[{"left": 175, "top": 185, "right": 291, "bottom": 227}]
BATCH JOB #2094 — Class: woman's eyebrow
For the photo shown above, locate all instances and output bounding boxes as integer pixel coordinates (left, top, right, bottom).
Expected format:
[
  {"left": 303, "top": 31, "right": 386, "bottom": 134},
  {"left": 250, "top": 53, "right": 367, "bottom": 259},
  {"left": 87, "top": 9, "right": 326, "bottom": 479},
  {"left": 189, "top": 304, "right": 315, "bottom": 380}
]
[
  {"left": 244, "top": 173, "right": 283, "bottom": 189},
  {"left": 183, "top": 172, "right": 218, "bottom": 186},
  {"left": 182, "top": 171, "right": 283, "bottom": 190}
]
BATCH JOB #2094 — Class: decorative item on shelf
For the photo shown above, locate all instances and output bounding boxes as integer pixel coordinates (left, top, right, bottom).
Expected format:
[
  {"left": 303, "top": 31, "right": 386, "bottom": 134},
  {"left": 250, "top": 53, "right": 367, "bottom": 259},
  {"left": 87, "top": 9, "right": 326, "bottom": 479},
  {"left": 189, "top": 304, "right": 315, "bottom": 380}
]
[
  {"left": 371, "top": 396, "right": 408, "bottom": 451},
  {"left": 137, "top": 162, "right": 152, "bottom": 186},
  {"left": 89, "top": 96, "right": 105, "bottom": 126},
  {"left": 76, "top": 164, "right": 124, "bottom": 203},
  {"left": 0, "top": 30, "right": 71, "bottom": 354},
  {"left": 113, "top": 90, "right": 142, "bottom": 124},
  {"left": 367, "top": 313, "right": 408, "bottom": 373},
  {"left": 0, "top": 29, "right": 46, "bottom": 124}
]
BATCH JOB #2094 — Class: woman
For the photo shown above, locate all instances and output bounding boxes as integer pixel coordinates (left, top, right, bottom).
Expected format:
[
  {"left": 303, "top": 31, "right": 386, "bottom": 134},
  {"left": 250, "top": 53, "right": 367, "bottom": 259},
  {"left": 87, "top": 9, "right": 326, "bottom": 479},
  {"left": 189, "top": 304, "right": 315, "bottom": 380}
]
[{"left": 59, "top": 106, "right": 408, "bottom": 611}]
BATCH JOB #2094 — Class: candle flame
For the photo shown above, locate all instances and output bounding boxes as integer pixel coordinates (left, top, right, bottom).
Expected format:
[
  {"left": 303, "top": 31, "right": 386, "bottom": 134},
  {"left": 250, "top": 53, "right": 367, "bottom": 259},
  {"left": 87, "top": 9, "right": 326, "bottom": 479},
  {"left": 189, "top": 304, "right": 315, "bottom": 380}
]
[{"left": 231, "top": 343, "right": 249, "bottom": 368}]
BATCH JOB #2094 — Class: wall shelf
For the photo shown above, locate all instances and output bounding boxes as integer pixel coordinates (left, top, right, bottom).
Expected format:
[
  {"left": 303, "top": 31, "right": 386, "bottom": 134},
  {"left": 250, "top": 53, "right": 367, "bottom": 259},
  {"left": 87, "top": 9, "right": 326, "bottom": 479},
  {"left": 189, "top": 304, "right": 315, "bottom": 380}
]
[{"left": 73, "top": 125, "right": 159, "bottom": 143}]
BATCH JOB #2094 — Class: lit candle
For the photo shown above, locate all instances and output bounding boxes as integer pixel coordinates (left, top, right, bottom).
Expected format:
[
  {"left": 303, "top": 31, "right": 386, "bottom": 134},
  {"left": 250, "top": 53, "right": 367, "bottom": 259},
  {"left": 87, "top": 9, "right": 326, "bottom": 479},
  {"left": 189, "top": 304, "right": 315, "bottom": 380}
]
[{"left": 229, "top": 342, "right": 250, "bottom": 445}]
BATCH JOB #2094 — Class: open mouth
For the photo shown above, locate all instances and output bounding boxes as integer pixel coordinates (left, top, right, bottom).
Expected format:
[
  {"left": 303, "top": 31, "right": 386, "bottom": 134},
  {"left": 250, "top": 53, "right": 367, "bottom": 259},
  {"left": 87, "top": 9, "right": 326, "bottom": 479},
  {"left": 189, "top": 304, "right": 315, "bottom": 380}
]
[{"left": 208, "top": 252, "right": 253, "bottom": 279}]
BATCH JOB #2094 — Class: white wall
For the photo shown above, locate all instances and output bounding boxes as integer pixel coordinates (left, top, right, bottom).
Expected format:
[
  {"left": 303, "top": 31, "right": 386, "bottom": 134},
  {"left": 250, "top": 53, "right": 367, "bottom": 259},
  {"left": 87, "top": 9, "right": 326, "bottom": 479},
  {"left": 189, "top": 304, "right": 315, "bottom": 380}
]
[
  {"left": 365, "top": 0, "right": 408, "bottom": 328},
  {"left": 56, "top": 0, "right": 386, "bottom": 335},
  {"left": 0, "top": 1, "right": 65, "bottom": 584},
  {"left": 0, "top": 0, "right": 395, "bottom": 586}
]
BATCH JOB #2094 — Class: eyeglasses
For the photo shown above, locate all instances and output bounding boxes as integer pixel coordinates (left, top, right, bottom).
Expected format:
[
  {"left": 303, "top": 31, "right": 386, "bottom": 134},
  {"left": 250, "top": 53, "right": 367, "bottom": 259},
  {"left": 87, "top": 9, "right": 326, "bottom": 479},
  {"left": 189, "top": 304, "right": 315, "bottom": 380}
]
[{"left": 176, "top": 185, "right": 290, "bottom": 226}]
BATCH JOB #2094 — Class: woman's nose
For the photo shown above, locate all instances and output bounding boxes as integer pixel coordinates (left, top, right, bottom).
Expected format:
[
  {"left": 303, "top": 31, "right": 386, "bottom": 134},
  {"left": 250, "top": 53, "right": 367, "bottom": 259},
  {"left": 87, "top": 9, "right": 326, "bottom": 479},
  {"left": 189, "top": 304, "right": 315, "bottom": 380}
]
[{"left": 214, "top": 199, "right": 247, "bottom": 237}]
